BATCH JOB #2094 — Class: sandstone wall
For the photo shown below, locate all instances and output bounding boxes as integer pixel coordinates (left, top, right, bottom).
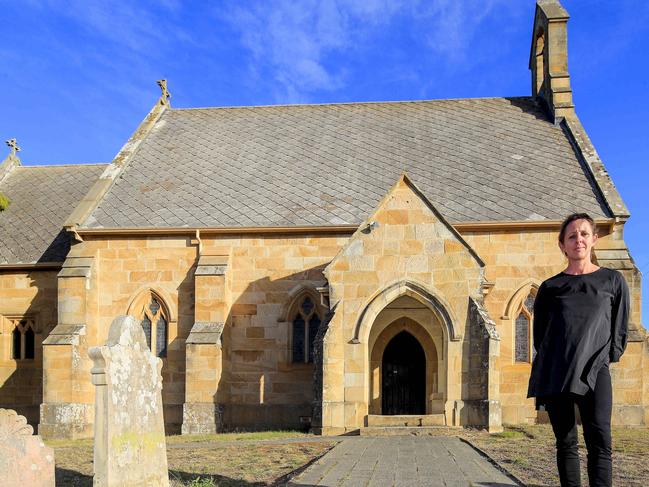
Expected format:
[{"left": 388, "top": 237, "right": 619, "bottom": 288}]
[
  {"left": 8, "top": 220, "right": 644, "bottom": 435},
  {"left": 67, "top": 232, "right": 347, "bottom": 432},
  {"left": 464, "top": 227, "right": 647, "bottom": 426},
  {"left": 463, "top": 229, "right": 563, "bottom": 424},
  {"left": 0, "top": 270, "right": 58, "bottom": 426}
]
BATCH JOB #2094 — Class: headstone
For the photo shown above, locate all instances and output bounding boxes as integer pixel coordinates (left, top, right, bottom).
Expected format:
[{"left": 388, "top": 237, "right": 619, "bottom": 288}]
[
  {"left": 89, "top": 315, "right": 169, "bottom": 486},
  {"left": 0, "top": 408, "right": 55, "bottom": 487}
]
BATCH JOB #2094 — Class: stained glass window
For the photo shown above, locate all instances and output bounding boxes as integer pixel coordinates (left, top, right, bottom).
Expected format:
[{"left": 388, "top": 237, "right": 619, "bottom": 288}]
[
  {"left": 524, "top": 294, "right": 535, "bottom": 313},
  {"left": 515, "top": 292, "right": 535, "bottom": 363},
  {"left": 141, "top": 315, "right": 152, "bottom": 350},
  {"left": 301, "top": 296, "right": 314, "bottom": 315},
  {"left": 291, "top": 294, "right": 322, "bottom": 364},
  {"left": 149, "top": 298, "right": 161, "bottom": 315},
  {"left": 292, "top": 316, "right": 305, "bottom": 363},
  {"left": 515, "top": 314, "right": 529, "bottom": 362},
  {"left": 156, "top": 316, "right": 167, "bottom": 358},
  {"left": 137, "top": 292, "right": 168, "bottom": 358}
]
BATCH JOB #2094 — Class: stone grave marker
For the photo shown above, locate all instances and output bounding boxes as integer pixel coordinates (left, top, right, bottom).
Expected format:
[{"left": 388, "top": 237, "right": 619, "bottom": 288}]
[
  {"left": 0, "top": 408, "right": 55, "bottom": 487},
  {"left": 89, "top": 315, "right": 169, "bottom": 486}
]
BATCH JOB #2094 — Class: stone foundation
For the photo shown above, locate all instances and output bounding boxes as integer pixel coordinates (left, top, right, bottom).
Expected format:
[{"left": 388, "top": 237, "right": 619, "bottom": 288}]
[
  {"left": 181, "top": 403, "right": 223, "bottom": 434},
  {"left": 612, "top": 404, "right": 645, "bottom": 427},
  {"left": 223, "top": 404, "right": 312, "bottom": 431},
  {"left": 38, "top": 402, "right": 93, "bottom": 439}
]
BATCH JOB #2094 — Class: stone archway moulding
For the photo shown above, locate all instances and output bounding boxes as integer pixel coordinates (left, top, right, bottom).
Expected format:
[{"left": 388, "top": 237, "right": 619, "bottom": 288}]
[
  {"left": 126, "top": 285, "right": 178, "bottom": 324},
  {"left": 501, "top": 278, "right": 541, "bottom": 320},
  {"left": 276, "top": 283, "right": 325, "bottom": 322},
  {"left": 352, "top": 279, "right": 460, "bottom": 344}
]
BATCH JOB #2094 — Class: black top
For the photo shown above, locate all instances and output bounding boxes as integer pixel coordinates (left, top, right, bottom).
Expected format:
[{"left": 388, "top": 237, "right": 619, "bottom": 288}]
[{"left": 527, "top": 267, "right": 629, "bottom": 399}]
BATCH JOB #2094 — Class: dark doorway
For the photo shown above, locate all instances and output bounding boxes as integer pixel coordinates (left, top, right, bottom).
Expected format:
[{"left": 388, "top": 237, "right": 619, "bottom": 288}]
[{"left": 381, "top": 331, "right": 426, "bottom": 415}]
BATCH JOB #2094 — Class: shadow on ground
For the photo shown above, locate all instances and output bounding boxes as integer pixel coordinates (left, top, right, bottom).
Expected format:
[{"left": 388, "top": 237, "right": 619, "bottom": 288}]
[
  {"left": 169, "top": 470, "right": 266, "bottom": 486},
  {"left": 55, "top": 467, "right": 92, "bottom": 487},
  {"left": 57, "top": 467, "right": 277, "bottom": 487}
]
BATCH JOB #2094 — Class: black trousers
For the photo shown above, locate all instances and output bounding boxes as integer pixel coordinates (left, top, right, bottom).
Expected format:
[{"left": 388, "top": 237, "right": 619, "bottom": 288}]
[{"left": 545, "top": 365, "right": 613, "bottom": 487}]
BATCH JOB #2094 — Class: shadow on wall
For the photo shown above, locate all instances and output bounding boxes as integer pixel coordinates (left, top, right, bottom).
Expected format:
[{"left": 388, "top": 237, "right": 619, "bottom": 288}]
[
  {"left": 159, "top": 265, "right": 195, "bottom": 435},
  {"left": 0, "top": 270, "right": 58, "bottom": 427},
  {"left": 214, "top": 264, "right": 328, "bottom": 432}
]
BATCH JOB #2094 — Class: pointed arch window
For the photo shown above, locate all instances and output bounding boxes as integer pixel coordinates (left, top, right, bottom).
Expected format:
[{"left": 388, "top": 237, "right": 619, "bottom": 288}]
[
  {"left": 11, "top": 318, "right": 36, "bottom": 360},
  {"left": 133, "top": 293, "right": 168, "bottom": 358},
  {"left": 515, "top": 293, "right": 535, "bottom": 363},
  {"left": 292, "top": 295, "right": 322, "bottom": 364}
]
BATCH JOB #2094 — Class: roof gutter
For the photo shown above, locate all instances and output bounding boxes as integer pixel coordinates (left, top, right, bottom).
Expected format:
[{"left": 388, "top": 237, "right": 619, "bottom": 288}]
[
  {"left": 0, "top": 262, "right": 64, "bottom": 271},
  {"left": 75, "top": 225, "right": 360, "bottom": 237},
  {"left": 71, "top": 219, "right": 616, "bottom": 238},
  {"left": 455, "top": 219, "right": 615, "bottom": 233}
]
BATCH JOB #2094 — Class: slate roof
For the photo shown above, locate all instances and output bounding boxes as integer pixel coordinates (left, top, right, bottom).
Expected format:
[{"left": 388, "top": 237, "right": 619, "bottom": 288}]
[
  {"left": 0, "top": 164, "right": 107, "bottom": 264},
  {"left": 82, "top": 97, "right": 609, "bottom": 229}
]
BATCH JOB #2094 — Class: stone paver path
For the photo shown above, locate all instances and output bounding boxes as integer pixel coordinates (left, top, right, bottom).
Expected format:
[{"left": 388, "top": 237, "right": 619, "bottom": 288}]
[{"left": 288, "top": 436, "right": 521, "bottom": 487}]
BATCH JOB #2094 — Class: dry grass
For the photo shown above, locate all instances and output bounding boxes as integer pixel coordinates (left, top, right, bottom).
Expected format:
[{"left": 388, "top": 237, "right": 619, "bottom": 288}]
[
  {"left": 168, "top": 442, "right": 334, "bottom": 486},
  {"left": 166, "top": 430, "right": 310, "bottom": 444},
  {"left": 460, "top": 425, "right": 649, "bottom": 487},
  {"left": 47, "top": 426, "right": 649, "bottom": 486},
  {"left": 48, "top": 431, "right": 334, "bottom": 487}
]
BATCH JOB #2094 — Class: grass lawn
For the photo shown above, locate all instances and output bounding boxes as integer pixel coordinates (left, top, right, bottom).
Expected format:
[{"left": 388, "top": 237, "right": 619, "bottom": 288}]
[
  {"left": 47, "top": 426, "right": 649, "bottom": 486},
  {"left": 49, "top": 430, "right": 335, "bottom": 487},
  {"left": 461, "top": 425, "right": 649, "bottom": 487}
]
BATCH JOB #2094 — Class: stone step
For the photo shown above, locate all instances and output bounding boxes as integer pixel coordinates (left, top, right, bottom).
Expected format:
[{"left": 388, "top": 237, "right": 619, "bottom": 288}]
[
  {"left": 360, "top": 426, "right": 450, "bottom": 436},
  {"left": 366, "top": 414, "right": 446, "bottom": 427}
]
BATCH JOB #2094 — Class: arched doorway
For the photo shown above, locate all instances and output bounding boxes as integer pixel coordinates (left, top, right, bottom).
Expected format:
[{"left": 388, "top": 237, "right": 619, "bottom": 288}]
[{"left": 381, "top": 331, "right": 426, "bottom": 415}]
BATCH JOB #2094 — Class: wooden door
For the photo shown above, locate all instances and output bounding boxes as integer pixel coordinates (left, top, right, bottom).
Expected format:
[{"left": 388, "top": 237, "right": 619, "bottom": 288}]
[{"left": 381, "top": 331, "right": 426, "bottom": 415}]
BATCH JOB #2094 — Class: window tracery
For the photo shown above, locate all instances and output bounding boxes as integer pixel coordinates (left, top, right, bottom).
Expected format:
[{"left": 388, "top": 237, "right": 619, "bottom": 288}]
[
  {"left": 291, "top": 295, "right": 322, "bottom": 364},
  {"left": 515, "top": 293, "right": 535, "bottom": 363},
  {"left": 10, "top": 318, "right": 35, "bottom": 360},
  {"left": 133, "top": 293, "right": 168, "bottom": 358}
]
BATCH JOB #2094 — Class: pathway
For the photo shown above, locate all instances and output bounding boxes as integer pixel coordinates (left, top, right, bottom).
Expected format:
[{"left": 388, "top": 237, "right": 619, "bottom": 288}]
[{"left": 287, "top": 436, "right": 522, "bottom": 487}]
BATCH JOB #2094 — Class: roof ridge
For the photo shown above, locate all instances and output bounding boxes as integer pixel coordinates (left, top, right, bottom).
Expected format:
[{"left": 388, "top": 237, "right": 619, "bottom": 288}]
[
  {"left": 169, "top": 95, "right": 533, "bottom": 112},
  {"left": 17, "top": 163, "right": 109, "bottom": 168}
]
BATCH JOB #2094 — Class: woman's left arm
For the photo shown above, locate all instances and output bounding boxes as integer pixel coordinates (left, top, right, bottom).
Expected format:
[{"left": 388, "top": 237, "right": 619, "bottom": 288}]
[{"left": 610, "top": 272, "right": 630, "bottom": 363}]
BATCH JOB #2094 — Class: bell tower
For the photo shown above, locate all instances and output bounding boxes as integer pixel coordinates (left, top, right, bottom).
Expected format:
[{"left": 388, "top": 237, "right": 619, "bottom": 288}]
[{"left": 529, "top": 0, "right": 574, "bottom": 122}]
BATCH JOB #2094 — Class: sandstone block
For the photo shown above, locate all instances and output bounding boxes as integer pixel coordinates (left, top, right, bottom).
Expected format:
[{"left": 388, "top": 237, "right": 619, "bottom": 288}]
[{"left": 181, "top": 403, "right": 223, "bottom": 434}]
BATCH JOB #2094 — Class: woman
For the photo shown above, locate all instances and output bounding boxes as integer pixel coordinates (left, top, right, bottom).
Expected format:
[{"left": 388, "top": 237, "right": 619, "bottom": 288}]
[{"left": 527, "top": 213, "right": 629, "bottom": 487}]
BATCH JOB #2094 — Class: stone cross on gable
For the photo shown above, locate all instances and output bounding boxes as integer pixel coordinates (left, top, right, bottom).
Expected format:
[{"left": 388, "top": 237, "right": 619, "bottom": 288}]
[
  {"left": 6, "top": 138, "right": 20, "bottom": 156},
  {"left": 157, "top": 79, "right": 170, "bottom": 105}
]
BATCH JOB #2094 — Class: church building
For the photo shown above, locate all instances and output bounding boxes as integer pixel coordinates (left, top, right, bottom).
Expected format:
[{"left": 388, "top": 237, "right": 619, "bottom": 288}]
[{"left": 0, "top": 0, "right": 646, "bottom": 438}]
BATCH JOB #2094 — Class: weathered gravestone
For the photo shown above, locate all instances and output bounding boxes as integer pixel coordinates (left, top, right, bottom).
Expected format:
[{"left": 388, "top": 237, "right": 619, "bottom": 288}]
[
  {"left": 0, "top": 408, "right": 55, "bottom": 487},
  {"left": 89, "top": 315, "right": 169, "bottom": 487}
]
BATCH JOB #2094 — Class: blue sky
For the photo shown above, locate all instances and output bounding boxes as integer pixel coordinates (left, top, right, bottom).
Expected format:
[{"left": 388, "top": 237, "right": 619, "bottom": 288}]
[{"left": 1, "top": 0, "right": 647, "bottom": 320}]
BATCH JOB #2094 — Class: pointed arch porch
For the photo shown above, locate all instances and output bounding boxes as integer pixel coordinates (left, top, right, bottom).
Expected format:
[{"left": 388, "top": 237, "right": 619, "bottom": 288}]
[
  {"left": 350, "top": 279, "right": 455, "bottom": 422},
  {"left": 352, "top": 279, "right": 460, "bottom": 345}
]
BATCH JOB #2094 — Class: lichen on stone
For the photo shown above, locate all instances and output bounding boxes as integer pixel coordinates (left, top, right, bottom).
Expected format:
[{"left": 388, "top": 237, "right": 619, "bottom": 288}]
[{"left": 0, "top": 192, "right": 9, "bottom": 211}]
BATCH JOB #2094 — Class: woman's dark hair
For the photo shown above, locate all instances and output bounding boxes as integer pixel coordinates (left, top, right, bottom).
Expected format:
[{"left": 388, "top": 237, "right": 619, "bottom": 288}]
[{"left": 558, "top": 213, "right": 596, "bottom": 243}]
